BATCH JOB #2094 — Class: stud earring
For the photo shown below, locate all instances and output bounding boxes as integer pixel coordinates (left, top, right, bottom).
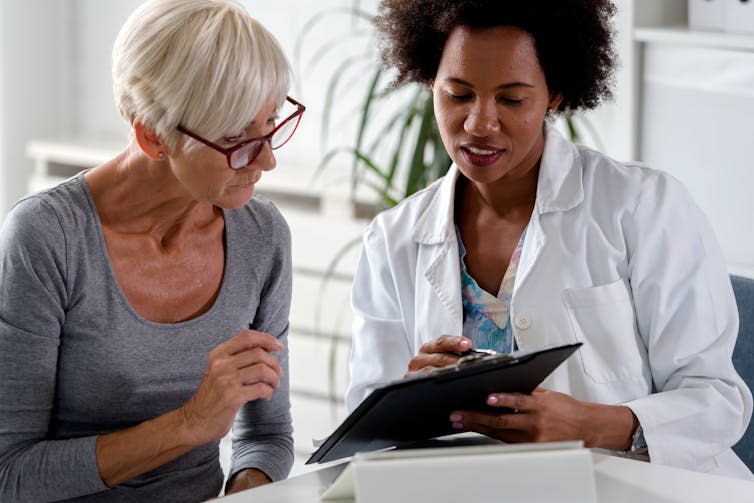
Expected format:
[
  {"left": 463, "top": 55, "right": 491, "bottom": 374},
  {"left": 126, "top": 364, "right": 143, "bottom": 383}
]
[{"left": 158, "top": 152, "right": 165, "bottom": 160}]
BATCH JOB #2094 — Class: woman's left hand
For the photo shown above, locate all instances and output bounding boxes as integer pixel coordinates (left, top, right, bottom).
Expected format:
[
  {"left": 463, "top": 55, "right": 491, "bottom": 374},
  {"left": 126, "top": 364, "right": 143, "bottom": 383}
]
[{"left": 449, "top": 387, "right": 637, "bottom": 450}]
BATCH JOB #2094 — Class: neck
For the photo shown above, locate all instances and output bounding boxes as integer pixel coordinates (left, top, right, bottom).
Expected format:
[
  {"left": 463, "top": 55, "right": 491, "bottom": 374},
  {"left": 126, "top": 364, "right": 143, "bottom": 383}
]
[
  {"left": 85, "top": 141, "right": 220, "bottom": 244},
  {"left": 461, "top": 162, "right": 539, "bottom": 219}
]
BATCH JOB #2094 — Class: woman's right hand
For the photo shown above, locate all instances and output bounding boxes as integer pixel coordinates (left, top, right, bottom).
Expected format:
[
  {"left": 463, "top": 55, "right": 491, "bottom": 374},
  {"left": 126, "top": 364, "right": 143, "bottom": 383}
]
[
  {"left": 404, "top": 335, "right": 473, "bottom": 378},
  {"left": 180, "top": 329, "right": 284, "bottom": 444}
]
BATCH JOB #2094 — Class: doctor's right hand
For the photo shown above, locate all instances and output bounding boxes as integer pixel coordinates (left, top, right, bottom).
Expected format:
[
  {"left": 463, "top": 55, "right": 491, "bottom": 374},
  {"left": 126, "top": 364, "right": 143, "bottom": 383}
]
[
  {"left": 180, "top": 329, "right": 284, "bottom": 444},
  {"left": 404, "top": 335, "right": 473, "bottom": 378}
]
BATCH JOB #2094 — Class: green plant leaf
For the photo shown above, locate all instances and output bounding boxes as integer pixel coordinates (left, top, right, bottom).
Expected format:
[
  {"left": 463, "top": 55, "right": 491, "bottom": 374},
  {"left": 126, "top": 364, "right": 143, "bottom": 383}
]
[
  {"left": 565, "top": 112, "right": 580, "bottom": 143},
  {"left": 405, "top": 93, "right": 435, "bottom": 198},
  {"left": 320, "top": 54, "right": 374, "bottom": 153},
  {"left": 380, "top": 88, "right": 426, "bottom": 197},
  {"left": 351, "top": 67, "right": 385, "bottom": 195},
  {"left": 313, "top": 146, "right": 390, "bottom": 186},
  {"left": 293, "top": 6, "right": 374, "bottom": 68}
]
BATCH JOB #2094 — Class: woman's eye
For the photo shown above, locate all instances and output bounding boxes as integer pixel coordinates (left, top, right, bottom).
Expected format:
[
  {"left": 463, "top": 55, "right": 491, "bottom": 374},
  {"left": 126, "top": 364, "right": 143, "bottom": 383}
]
[
  {"left": 447, "top": 92, "right": 472, "bottom": 101},
  {"left": 499, "top": 97, "right": 524, "bottom": 105}
]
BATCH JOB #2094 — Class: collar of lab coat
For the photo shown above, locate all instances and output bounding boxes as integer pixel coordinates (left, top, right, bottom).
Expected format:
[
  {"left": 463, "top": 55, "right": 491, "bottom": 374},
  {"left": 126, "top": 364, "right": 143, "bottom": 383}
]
[{"left": 411, "top": 122, "right": 584, "bottom": 245}]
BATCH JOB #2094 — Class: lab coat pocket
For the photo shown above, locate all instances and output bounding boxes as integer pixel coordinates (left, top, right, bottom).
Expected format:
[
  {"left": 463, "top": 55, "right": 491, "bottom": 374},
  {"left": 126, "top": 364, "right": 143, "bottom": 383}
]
[{"left": 563, "top": 277, "right": 645, "bottom": 383}]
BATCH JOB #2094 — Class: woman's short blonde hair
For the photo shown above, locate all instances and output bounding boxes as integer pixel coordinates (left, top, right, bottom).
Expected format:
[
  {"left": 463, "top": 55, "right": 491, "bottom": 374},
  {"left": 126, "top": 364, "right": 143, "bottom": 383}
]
[{"left": 112, "top": 0, "right": 291, "bottom": 152}]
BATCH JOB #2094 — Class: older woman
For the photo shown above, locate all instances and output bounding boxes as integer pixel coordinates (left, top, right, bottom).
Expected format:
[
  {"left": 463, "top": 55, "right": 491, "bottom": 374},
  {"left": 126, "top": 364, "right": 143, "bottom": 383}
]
[
  {"left": 346, "top": 0, "right": 753, "bottom": 479},
  {"left": 0, "top": 0, "right": 305, "bottom": 500}
]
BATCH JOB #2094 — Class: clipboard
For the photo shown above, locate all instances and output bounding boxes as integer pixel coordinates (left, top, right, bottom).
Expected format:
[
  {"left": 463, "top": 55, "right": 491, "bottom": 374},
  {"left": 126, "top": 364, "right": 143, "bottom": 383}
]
[{"left": 307, "top": 342, "right": 582, "bottom": 464}]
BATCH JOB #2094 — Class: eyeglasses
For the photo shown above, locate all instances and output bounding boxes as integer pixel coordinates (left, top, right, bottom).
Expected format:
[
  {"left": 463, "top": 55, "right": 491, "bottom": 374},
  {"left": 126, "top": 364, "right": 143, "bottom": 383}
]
[{"left": 177, "top": 96, "right": 305, "bottom": 170}]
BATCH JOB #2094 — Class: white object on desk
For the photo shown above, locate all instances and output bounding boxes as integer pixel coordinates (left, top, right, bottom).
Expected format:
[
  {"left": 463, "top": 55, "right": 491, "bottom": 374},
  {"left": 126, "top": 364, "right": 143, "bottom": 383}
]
[
  {"left": 219, "top": 451, "right": 754, "bottom": 502},
  {"left": 725, "top": 0, "right": 754, "bottom": 34},
  {"left": 222, "top": 450, "right": 754, "bottom": 503},
  {"left": 689, "top": 0, "right": 726, "bottom": 31},
  {"left": 321, "top": 441, "right": 596, "bottom": 503}
]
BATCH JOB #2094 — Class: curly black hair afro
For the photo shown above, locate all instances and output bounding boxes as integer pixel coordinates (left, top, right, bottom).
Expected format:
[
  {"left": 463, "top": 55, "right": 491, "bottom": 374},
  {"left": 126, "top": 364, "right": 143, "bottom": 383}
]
[{"left": 375, "top": 0, "right": 618, "bottom": 111}]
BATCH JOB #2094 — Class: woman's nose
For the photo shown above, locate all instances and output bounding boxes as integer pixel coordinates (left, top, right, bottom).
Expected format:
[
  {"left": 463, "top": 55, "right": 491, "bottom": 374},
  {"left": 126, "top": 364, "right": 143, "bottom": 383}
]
[
  {"left": 253, "top": 142, "right": 277, "bottom": 172},
  {"left": 464, "top": 100, "right": 500, "bottom": 137}
]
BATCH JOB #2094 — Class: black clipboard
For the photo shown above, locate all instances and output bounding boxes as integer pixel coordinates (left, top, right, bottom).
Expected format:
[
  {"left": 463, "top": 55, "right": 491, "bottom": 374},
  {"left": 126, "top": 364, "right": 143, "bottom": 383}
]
[{"left": 306, "top": 342, "right": 582, "bottom": 464}]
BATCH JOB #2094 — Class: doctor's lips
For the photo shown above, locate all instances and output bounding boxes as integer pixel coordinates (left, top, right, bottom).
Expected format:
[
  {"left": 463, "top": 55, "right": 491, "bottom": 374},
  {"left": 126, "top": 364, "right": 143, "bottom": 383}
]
[{"left": 460, "top": 143, "right": 505, "bottom": 167}]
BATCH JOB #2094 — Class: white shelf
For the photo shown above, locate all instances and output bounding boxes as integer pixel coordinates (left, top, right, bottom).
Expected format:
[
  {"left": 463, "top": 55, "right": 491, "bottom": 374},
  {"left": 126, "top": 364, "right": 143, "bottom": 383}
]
[
  {"left": 26, "top": 139, "right": 125, "bottom": 168},
  {"left": 635, "top": 26, "right": 754, "bottom": 51}
]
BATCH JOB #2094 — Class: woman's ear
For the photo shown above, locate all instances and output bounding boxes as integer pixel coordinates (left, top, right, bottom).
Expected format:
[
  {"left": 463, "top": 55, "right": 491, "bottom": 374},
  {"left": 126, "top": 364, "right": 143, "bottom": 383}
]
[
  {"left": 548, "top": 92, "right": 564, "bottom": 112},
  {"left": 133, "top": 121, "right": 167, "bottom": 161}
]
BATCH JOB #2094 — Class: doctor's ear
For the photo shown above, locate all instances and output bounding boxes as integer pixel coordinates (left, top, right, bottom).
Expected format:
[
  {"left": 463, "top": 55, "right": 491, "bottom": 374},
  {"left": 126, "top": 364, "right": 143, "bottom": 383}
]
[
  {"left": 548, "top": 92, "right": 564, "bottom": 113},
  {"left": 133, "top": 121, "right": 167, "bottom": 161}
]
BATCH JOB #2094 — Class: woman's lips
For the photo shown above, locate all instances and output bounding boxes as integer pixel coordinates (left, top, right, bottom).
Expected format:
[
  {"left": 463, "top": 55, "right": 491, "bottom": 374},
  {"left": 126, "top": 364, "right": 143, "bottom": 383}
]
[
  {"left": 460, "top": 144, "right": 505, "bottom": 167},
  {"left": 236, "top": 172, "right": 262, "bottom": 188}
]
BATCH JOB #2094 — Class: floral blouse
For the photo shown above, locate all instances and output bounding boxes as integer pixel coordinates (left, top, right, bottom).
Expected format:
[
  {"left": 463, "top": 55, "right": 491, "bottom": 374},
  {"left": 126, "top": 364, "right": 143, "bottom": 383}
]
[{"left": 456, "top": 226, "right": 528, "bottom": 354}]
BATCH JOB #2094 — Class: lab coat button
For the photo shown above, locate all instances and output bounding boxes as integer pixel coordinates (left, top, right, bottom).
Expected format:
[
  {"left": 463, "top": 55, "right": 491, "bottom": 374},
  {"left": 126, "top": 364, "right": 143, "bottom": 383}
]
[{"left": 514, "top": 314, "right": 531, "bottom": 330}]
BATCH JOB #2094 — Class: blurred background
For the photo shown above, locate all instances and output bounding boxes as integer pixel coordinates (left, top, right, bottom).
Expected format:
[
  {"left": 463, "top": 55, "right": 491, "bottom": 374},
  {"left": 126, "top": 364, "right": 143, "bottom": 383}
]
[{"left": 1, "top": 0, "right": 753, "bottom": 477}]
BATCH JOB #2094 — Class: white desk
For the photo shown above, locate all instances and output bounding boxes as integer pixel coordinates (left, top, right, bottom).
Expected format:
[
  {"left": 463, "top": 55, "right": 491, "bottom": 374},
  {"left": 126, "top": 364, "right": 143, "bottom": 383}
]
[{"left": 219, "top": 451, "right": 754, "bottom": 502}]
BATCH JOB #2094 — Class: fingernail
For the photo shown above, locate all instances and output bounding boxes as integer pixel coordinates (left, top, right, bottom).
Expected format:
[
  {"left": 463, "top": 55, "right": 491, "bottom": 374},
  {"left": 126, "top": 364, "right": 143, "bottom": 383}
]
[
  {"left": 449, "top": 413, "right": 462, "bottom": 422},
  {"left": 460, "top": 339, "right": 471, "bottom": 348},
  {"left": 452, "top": 422, "right": 464, "bottom": 429},
  {"left": 487, "top": 395, "right": 498, "bottom": 405}
]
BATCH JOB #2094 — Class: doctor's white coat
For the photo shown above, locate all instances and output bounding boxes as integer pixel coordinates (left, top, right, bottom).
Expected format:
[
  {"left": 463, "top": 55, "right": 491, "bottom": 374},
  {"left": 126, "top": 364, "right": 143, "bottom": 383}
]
[{"left": 347, "top": 124, "right": 753, "bottom": 479}]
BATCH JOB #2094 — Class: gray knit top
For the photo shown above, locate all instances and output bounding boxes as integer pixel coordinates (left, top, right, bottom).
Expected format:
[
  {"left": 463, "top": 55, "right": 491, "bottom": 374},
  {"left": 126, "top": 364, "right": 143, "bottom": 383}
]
[{"left": 0, "top": 174, "right": 294, "bottom": 502}]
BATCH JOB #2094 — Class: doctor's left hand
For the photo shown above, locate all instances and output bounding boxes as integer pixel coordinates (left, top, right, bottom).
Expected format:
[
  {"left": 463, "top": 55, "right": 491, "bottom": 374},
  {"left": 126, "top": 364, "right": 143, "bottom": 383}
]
[{"left": 449, "top": 387, "right": 637, "bottom": 451}]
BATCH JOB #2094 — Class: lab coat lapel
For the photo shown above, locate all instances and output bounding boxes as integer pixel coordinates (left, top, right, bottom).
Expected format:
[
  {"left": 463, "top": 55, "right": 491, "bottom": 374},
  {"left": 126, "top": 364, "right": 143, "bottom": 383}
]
[
  {"left": 412, "top": 167, "right": 464, "bottom": 331},
  {"left": 515, "top": 124, "right": 584, "bottom": 289}
]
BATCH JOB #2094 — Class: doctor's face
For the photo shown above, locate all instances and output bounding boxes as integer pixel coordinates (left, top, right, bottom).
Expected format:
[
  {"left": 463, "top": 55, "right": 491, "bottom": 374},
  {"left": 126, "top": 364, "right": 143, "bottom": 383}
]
[{"left": 432, "top": 25, "right": 562, "bottom": 186}]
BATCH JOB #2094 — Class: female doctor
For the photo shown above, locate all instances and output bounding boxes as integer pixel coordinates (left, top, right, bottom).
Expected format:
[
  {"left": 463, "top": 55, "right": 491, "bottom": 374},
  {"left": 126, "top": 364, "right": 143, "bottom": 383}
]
[{"left": 346, "top": 0, "right": 753, "bottom": 479}]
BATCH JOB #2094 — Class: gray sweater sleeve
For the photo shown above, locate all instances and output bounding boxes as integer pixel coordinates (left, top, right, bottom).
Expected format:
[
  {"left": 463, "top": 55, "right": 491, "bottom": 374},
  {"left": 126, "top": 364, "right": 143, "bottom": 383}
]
[
  {"left": 228, "top": 206, "right": 294, "bottom": 483},
  {"left": 0, "top": 197, "right": 109, "bottom": 502}
]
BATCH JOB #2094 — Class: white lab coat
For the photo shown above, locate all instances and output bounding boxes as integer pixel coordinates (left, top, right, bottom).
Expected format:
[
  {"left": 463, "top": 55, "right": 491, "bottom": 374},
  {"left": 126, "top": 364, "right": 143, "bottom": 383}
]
[{"left": 347, "top": 123, "right": 753, "bottom": 479}]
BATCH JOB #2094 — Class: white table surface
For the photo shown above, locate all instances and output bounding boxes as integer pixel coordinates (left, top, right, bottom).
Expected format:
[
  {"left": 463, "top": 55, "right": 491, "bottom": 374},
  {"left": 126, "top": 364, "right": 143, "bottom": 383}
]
[{"left": 218, "top": 450, "right": 754, "bottom": 502}]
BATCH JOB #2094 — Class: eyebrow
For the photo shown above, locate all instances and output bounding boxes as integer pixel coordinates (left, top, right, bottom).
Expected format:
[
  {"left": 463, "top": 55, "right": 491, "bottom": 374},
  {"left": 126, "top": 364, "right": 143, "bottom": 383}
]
[{"left": 442, "top": 77, "right": 535, "bottom": 90}]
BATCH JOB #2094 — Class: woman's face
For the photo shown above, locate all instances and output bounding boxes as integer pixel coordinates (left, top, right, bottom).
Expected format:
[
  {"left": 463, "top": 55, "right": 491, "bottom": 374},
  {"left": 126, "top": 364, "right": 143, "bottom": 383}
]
[
  {"left": 432, "top": 25, "right": 561, "bottom": 186},
  {"left": 170, "top": 100, "right": 279, "bottom": 209}
]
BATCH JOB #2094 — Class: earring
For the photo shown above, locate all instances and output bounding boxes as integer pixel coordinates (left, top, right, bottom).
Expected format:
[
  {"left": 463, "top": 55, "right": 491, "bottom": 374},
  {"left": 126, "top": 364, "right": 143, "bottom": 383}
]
[{"left": 158, "top": 152, "right": 165, "bottom": 160}]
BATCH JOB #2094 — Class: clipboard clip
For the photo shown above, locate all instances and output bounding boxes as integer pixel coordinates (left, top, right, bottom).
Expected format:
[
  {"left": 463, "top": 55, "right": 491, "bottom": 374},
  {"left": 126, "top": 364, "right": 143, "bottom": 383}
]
[
  {"left": 411, "top": 350, "right": 516, "bottom": 379},
  {"left": 452, "top": 348, "right": 514, "bottom": 368}
]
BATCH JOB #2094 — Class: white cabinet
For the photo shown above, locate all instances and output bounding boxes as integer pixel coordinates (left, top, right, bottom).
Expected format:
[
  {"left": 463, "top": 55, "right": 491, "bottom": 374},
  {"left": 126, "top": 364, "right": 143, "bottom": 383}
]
[
  {"left": 688, "top": 0, "right": 725, "bottom": 30},
  {"left": 610, "top": 0, "right": 754, "bottom": 277},
  {"left": 726, "top": 0, "right": 754, "bottom": 34}
]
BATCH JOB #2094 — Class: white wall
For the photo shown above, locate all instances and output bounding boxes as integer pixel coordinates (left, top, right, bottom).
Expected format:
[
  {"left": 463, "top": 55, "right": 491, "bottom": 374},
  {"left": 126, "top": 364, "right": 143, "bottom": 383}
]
[
  {"left": 0, "top": 0, "right": 76, "bottom": 216},
  {"left": 0, "top": 2, "right": 4, "bottom": 214},
  {"left": 74, "top": 0, "right": 140, "bottom": 141}
]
